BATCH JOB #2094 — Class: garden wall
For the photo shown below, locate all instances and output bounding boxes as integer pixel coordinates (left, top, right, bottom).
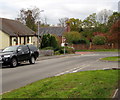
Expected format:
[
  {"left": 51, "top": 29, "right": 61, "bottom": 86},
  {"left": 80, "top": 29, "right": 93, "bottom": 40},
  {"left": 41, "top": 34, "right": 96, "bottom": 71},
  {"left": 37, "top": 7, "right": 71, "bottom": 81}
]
[
  {"left": 39, "top": 50, "right": 54, "bottom": 56},
  {"left": 72, "top": 44, "right": 118, "bottom": 50}
]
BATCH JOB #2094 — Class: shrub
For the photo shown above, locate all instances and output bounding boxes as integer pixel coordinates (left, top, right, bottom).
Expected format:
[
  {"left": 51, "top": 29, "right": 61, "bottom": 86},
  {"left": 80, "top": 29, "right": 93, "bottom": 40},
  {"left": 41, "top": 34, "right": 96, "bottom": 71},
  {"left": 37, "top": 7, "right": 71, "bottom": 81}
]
[
  {"left": 58, "top": 47, "right": 75, "bottom": 54},
  {"left": 64, "top": 31, "right": 81, "bottom": 44},
  {"left": 72, "top": 38, "right": 89, "bottom": 44},
  {"left": 92, "top": 36, "right": 106, "bottom": 45},
  {"left": 42, "top": 47, "right": 54, "bottom": 50},
  {"left": 41, "top": 34, "right": 59, "bottom": 49},
  {"left": 54, "top": 51, "right": 61, "bottom": 55}
]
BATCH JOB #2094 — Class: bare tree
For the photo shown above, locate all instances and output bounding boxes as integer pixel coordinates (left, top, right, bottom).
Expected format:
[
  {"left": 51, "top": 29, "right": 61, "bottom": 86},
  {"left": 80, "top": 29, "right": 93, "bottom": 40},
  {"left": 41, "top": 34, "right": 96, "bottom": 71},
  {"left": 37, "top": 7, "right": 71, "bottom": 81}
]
[
  {"left": 16, "top": 6, "right": 41, "bottom": 25},
  {"left": 97, "top": 9, "right": 113, "bottom": 24},
  {"left": 58, "top": 17, "right": 69, "bottom": 27}
]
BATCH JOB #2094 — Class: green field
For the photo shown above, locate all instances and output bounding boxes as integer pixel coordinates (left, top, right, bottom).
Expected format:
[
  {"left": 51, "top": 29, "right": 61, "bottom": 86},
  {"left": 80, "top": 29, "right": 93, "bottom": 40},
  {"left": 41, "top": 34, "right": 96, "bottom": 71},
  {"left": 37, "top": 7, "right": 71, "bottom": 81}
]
[
  {"left": 101, "top": 56, "right": 120, "bottom": 61},
  {"left": 2, "top": 70, "right": 119, "bottom": 98},
  {"left": 76, "top": 49, "right": 118, "bottom": 52}
]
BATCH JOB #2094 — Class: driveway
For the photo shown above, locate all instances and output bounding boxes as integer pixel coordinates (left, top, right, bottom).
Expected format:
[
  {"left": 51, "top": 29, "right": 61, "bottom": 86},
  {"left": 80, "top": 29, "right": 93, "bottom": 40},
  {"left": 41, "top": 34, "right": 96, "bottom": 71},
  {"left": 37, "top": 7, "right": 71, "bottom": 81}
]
[{"left": 1, "top": 52, "right": 118, "bottom": 94}]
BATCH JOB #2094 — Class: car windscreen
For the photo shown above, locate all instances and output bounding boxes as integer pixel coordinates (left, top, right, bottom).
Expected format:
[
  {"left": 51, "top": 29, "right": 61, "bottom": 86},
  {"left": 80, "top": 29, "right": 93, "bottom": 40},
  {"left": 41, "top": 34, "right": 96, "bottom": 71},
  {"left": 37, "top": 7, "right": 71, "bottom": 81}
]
[{"left": 3, "top": 46, "right": 19, "bottom": 52}]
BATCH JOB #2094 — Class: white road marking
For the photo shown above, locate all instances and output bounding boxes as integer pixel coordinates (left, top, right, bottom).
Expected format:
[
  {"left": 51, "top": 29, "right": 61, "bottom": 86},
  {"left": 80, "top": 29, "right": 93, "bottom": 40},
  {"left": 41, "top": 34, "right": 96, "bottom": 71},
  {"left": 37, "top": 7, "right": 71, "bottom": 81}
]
[
  {"left": 55, "top": 59, "right": 100, "bottom": 76},
  {"left": 112, "top": 89, "right": 118, "bottom": 98}
]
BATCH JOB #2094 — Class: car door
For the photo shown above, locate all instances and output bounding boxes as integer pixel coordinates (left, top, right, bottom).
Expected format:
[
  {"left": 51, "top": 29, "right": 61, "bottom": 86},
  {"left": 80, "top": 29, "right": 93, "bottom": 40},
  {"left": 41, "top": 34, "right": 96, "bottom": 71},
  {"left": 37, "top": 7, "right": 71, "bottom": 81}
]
[
  {"left": 17, "top": 45, "right": 30, "bottom": 61},
  {"left": 17, "top": 46, "right": 24, "bottom": 61}
]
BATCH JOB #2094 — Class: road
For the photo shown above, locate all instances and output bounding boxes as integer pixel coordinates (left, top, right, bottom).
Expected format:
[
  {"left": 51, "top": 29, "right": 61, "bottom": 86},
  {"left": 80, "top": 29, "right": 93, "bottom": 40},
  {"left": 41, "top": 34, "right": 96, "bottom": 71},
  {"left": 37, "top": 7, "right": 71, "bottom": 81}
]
[{"left": 1, "top": 52, "right": 118, "bottom": 94}]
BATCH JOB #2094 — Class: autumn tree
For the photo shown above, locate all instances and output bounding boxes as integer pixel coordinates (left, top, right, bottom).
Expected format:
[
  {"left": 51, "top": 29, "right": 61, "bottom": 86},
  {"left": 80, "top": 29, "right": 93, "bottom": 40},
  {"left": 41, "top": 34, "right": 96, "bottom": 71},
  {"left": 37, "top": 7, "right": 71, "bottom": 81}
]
[{"left": 108, "top": 20, "right": 120, "bottom": 44}]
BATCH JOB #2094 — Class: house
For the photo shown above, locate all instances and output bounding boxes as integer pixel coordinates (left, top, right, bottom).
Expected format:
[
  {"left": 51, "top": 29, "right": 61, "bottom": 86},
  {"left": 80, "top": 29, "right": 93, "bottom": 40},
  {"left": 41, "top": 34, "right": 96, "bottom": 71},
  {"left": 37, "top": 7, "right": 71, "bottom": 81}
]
[
  {"left": 38, "top": 23, "right": 70, "bottom": 45},
  {"left": 0, "top": 18, "right": 37, "bottom": 49}
]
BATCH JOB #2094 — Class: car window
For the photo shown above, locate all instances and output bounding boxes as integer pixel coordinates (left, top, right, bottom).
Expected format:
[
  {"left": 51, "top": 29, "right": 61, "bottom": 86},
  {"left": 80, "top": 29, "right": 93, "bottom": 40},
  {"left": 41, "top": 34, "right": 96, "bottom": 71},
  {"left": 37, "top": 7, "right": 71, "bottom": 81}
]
[
  {"left": 28, "top": 45, "right": 37, "bottom": 51},
  {"left": 3, "top": 45, "right": 18, "bottom": 52},
  {"left": 17, "top": 45, "right": 29, "bottom": 52},
  {"left": 22, "top": 45, "right": 29, "bottom": 52}
]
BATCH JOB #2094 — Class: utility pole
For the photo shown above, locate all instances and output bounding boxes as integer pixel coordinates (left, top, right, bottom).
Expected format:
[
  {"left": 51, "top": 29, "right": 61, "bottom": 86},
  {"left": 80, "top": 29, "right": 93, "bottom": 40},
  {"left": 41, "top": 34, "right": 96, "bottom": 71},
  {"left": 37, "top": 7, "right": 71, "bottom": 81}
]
[
  {"left": 37, "top": 21, "right": 40, "bottom": 48},
  {"left": 37, "top": 10, "right": 44, "bottom": 49}
]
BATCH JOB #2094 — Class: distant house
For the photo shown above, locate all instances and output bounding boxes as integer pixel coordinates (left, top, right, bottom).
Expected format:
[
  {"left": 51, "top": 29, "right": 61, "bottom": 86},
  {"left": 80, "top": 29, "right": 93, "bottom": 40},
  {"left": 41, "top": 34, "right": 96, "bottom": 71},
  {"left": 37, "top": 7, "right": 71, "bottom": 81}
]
[
  {"left": 38, "top": 23, "right": 70, "bottom": 44},
  {"left": 0, "top": 18, "right": 37, "bottom": 49}
]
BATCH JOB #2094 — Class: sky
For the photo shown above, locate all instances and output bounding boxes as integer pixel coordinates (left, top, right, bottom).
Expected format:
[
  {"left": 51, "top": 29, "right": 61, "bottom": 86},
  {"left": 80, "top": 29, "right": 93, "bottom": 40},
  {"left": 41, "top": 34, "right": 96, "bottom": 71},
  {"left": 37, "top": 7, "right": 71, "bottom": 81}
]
[{"left": 0, "top": 0, "right": 119, "bottom": 25}]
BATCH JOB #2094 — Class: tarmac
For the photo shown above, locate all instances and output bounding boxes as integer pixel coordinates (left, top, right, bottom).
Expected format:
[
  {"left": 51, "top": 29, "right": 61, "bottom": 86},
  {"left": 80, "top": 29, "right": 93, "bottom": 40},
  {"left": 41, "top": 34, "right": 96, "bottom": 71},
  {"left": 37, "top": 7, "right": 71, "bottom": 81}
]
[
  {"left": 37, "top": 52, "right": 93, "bottom": 61},
  {"left": 37, "top": 54, "right": 80, "bottom": 61}
]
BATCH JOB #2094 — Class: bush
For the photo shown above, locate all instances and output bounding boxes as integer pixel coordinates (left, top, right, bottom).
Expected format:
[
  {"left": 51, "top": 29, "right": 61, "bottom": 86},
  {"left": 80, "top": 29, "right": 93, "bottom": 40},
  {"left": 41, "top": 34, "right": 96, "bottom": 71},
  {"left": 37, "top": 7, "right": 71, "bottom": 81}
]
[
  {"left": 64, "top": 31, "right": 81, "bottom": 44},
  {"left": 41, "top": 47, "right": 54, "bottom": 50},
  {"left": 72, "top": 38, "right": 89, "bottom": 44},
  {"left": 41, "top": 34, "right": 59, "bottom": 49},
  {"left": 54, "top": 51, "right": 61, "bottom": 55},
  {"left": 57, "top": 47, "right": 75, "bottom": 54},
  {"left": 92, "top": 36, "right": 106, "bottom": 45}
]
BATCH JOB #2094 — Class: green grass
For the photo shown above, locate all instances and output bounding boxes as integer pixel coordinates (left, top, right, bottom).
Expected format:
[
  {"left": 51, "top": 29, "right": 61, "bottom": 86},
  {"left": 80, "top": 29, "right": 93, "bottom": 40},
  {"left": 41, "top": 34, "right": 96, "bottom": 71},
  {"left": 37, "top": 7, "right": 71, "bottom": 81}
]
[
  {"left": 2, "top": 70, "right": 119, "bottom": 98},
  {"left": 76, "top": 49, "right": 118, "bottom": 52},
  {"left": 101, "top": 56, "right": 120, "bottom": 61}
]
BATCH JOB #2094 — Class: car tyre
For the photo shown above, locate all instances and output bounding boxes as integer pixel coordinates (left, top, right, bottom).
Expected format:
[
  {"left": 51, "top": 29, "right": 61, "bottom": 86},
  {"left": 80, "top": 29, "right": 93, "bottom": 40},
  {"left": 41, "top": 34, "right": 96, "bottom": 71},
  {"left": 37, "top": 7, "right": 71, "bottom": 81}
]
[
  {"left": 29, "top": 56, "right": 35, "bottom": 64},
  {"left": 10, "top": 58, "right": 18, "bottom": 67}
]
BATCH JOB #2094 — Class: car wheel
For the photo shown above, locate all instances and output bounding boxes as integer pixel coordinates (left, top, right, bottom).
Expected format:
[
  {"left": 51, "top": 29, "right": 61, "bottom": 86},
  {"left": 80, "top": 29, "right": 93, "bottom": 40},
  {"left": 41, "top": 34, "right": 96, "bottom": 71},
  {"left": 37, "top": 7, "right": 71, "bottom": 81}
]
[
  {"left": 29, "top": 56, "right": 35, "bottom": 64},
  {"left": 10, "top": 58, "right": 18, "bottom": 67}
]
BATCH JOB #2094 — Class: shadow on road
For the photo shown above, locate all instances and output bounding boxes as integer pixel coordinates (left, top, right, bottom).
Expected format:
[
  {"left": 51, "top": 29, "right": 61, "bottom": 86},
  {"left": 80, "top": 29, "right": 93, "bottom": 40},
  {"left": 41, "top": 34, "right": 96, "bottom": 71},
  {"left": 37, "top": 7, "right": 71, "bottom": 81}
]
[{"left": 1, "top": 62, "right": 31, "bottom": 69}]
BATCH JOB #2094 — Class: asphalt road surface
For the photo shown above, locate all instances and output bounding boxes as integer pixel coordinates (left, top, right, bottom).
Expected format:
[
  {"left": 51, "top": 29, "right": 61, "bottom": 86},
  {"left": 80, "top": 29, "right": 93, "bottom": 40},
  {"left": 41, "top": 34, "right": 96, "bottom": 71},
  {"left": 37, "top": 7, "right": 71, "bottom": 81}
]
[{"left": 1, "top": 52, "right": 119, "bottom": 94}]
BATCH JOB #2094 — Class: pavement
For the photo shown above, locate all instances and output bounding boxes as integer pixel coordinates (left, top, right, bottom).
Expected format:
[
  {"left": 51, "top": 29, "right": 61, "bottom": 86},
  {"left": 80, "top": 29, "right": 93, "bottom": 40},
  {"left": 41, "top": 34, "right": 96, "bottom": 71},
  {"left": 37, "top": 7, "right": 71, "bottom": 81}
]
[
  {"left": 37, "top": 52, "right": 94, "bottom": 61},
  {"left": 37, "top": 54, "right": 80, "bottom": 61}
]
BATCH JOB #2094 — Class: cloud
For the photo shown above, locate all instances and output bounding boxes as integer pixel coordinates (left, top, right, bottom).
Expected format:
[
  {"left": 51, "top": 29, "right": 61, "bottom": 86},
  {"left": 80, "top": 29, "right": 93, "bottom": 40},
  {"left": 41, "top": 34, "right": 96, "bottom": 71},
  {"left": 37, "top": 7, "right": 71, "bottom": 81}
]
[{"left": 0, "top": 0, "right": 119, "bottom": 25}]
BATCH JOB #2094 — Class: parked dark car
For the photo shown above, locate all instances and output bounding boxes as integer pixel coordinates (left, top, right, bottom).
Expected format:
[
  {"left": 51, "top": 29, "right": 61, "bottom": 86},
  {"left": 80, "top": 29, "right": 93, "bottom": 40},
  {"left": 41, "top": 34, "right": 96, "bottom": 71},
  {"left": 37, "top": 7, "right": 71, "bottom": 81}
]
[{"left": 0, "top": 44, "right": 39, "bottom": 67}]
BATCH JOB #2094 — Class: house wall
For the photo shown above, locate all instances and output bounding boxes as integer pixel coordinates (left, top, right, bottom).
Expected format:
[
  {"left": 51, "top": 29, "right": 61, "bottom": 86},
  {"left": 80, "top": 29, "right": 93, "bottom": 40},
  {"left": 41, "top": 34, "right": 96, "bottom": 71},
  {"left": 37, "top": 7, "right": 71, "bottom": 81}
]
[
  {"left": 11, "top": 37, "right": 17, "bottom": 46},
  {"left": 32, "top": 36, "right": 37, "bottom": 47},
  {"left": 0, "top": 30, "right": 10, "bottom": 49},
  {"left": 21, "top": 37, "right": 24, "bottom": 44},
  {"left": 11, "top": 36, "right": 34, "bottom": 45},
  {"left": 0, "top": 30, "right": 37, "bottom": 49}
]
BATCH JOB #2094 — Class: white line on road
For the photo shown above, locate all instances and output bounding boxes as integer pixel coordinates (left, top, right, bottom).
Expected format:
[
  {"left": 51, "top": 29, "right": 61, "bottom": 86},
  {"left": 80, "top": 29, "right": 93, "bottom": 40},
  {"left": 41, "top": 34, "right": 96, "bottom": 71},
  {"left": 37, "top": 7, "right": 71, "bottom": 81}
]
[
  {"left": 55, "top": 60, "right": 99, "bottom": 76},
  {"left": 112, "top": 89, "right": 118, "bottom": 98}
]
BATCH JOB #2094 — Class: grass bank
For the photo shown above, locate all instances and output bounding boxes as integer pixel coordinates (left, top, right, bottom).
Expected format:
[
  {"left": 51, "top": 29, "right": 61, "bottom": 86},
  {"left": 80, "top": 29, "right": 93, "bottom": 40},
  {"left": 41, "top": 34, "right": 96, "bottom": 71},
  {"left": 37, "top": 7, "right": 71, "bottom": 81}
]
[
  {"left": 2, "top": 70, "right": 119, "bottom": 98},
  {"left": 76, "top": 49, "right": 118, "bottom": 52},
  {"left": 101, "top": 56, "right": 120, "bottom": 61}
]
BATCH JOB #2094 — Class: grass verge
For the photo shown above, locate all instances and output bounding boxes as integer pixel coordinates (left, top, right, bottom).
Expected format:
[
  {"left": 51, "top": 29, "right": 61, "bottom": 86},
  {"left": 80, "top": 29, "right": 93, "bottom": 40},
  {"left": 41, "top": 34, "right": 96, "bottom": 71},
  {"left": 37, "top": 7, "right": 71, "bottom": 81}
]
[
  {"left": 101, "top": 56, "right": 120, "bottom": 61},
  {"left": 2, "top": 70, "right": 119, "bottom": 98},
  {"left": 76, "top": 49, "right": 118, "bottom": 52}
]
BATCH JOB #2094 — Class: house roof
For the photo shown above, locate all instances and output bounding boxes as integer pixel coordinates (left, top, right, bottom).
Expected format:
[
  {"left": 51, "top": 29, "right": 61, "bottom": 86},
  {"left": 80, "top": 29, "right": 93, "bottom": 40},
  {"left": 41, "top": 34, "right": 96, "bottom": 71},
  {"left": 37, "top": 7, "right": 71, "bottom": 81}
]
[
  {"left": 0, "top": 18, "right": 35, "bottom": 36},
  {"left": 38, "top": 27, "right": 66, "bottom": 36}
]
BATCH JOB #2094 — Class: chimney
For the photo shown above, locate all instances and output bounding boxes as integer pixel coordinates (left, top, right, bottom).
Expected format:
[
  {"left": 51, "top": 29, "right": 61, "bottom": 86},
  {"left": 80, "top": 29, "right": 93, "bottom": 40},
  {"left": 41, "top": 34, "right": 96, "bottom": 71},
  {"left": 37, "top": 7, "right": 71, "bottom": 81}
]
[{"left": 66, "top": 23, "right": 70, "bottom": 32}]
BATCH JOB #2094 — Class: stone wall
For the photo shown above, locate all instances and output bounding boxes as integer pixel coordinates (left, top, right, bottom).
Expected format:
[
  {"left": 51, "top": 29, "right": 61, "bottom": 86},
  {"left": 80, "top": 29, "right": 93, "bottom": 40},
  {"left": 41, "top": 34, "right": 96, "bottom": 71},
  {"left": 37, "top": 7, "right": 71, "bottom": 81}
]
[{"left": 39, "top": 50, "right": 54, "bottom": 56}]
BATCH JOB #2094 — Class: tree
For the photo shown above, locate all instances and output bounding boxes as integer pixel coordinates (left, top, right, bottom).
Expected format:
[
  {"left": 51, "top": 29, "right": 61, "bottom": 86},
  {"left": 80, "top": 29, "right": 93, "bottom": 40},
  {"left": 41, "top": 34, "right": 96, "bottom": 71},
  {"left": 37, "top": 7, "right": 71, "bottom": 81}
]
[
  {"left": 108, "top": 20, "right": 120, "bottom": 44},
  {"left": 58, "top": 17, "right": 69, "bottom": 27},
  {"left": 97, "top": 9, "right": 113, "bottom": 24},
  {"left": 16, "top": 7, "right": 40, "bottom": 32},
  {"left": 25, "top": 10, "right": 37, "bottom": 32},
  {"left": 41, "top": 34, "right": 59, "bottom": 49},
  {"left": 66, "top": 18, "right": 82, "bottom": 32},
  {"left": 82, "top": 13, "right": 98, "bottom": 28},
  {"left": 92, "top": 36, "right": 106, "bottom": 45},
  {"left": 107, "top": 12, "right": 120, "bottom": 28},
  {"left": 64, "top": 31, "right": 81, "bottom": 44}
]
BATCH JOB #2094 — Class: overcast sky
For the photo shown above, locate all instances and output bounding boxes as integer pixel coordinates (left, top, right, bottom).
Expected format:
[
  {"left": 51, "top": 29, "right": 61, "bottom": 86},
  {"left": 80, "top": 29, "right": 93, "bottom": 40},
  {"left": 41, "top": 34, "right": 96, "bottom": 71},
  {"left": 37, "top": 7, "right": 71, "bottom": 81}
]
[{"left": 0, "top": 0, "right": 119, "bottom": 25}]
